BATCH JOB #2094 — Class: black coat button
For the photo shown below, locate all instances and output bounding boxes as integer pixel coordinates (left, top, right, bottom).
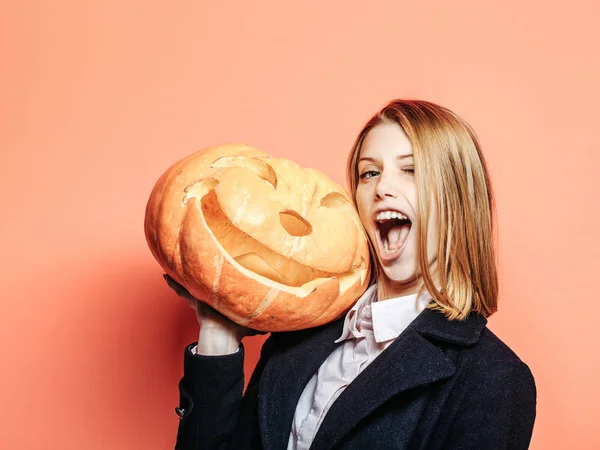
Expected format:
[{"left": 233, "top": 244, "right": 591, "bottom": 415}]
[{"left": 175, "top": 407, "right": 186, "bottom": 419}]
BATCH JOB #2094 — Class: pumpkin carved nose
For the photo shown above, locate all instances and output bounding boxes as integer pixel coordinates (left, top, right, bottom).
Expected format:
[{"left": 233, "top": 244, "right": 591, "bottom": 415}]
[{"left": 279, "top": 210, "right": 312, "bottom": 236}]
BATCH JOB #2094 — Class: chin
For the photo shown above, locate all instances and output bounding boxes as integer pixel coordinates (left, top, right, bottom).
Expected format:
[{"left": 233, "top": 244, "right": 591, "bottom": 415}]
[
  {"left": 382, "top": 268, "right": 415, "bottom": 285},
  {"left": 377, "top": 257, "right": 414, "bottom": 281}
]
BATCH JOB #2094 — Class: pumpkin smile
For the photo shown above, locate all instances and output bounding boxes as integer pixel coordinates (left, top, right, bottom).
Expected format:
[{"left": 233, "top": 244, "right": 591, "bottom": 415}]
[{"left": 200, "top": 187, "right": 337, "bottom": 287}]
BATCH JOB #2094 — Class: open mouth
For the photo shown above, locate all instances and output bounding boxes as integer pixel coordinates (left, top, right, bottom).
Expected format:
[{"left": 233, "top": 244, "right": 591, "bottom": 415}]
[{"left": 374, "top": 211, "right": 412, "bottom": 260}]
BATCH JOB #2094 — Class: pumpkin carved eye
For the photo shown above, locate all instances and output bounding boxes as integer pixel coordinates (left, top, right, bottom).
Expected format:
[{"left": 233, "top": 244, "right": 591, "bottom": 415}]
[
  {"left": 182, "top": 177, "right": 218, "bottom": 206},
  {"left": 211, "top": 155, "right": 277, "bottom": 189},
  {"left": 320, "top": 192, "right": 349, "bottom": 208}
]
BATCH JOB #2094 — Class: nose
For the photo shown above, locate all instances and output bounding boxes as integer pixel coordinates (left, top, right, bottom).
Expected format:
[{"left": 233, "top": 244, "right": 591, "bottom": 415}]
[{"left": 375, "top": 173, "right": 397, "bottom": 200}]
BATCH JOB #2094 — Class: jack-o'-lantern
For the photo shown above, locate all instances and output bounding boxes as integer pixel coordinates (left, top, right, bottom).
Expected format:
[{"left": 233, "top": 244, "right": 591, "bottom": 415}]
[{"left": 144, "top": 144, "right": 370, "bottom": 331}]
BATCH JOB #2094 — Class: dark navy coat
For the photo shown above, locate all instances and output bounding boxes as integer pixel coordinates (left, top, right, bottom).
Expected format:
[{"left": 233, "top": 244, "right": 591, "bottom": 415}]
[{"left": 174, "top": 308, "right": 536, "bottom": 449}]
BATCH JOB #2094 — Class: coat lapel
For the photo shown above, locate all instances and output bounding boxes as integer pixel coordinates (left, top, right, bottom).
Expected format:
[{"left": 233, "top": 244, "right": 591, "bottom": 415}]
[
  {"left": 309, "top": 326, "right": 455, "bottom": 449},
  {"left": 310, "top": 308, "right": 487, "bottom": 449},
  {"left": 257, "top": 307, "right": 487, "bottom": 450},
  {"left": 258, "top": 318, "right": 345, "bottom": 450}
]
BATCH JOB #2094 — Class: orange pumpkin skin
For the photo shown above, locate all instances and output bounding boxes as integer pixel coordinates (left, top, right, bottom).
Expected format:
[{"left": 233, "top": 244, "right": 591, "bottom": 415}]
[{"left": 144, "top": 144, "right": 370, "bottom": 332}]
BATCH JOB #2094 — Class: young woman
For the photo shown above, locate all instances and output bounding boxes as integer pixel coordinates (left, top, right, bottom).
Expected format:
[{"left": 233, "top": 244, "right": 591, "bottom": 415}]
[{"left": 166, "top": 99, "right": 537, "bottom": 449}]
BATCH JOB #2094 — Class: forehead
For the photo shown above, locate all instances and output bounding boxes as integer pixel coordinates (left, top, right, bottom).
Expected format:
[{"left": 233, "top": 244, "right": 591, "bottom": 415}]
[{"left": 359, "top": 122, "right": 413, "bottom": 161}]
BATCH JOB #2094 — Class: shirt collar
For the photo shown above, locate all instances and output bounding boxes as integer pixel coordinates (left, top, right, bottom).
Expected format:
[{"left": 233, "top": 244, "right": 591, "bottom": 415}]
[{"left": 335, "top": 284, "right": 432, "bottom": 344}]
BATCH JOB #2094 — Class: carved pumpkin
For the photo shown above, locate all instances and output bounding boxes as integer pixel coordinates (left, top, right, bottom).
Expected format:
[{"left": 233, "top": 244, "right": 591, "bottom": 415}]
[{"left": 144, "top": 144, "right": 370, "bottom": 331}]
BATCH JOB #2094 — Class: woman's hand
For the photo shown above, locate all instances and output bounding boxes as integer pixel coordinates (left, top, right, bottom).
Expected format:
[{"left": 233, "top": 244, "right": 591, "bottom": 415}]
[{"left": 163, "top": 274, "right": 259, "bottom": 355}]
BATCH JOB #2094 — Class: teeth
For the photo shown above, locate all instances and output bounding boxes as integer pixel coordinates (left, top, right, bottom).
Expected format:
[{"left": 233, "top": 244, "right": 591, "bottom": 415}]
[{"left": 375, "top": 210, "right": 408, "bottom": 222}]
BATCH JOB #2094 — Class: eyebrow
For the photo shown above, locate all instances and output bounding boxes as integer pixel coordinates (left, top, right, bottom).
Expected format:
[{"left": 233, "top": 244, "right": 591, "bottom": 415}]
[{"left": 358, "top": 154, "right": 414, "bottom": 164}]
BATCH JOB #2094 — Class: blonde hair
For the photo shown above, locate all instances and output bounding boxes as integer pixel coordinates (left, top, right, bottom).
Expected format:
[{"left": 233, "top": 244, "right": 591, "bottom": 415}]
[{"left": 346, "top": 99, "right": 498, "bottom": 320}]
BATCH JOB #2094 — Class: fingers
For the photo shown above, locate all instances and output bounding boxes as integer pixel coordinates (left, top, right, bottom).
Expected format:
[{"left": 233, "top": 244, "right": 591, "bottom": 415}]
[
  {"left": 195, "top": 300, "right": 227, "bottom": 321},
  {"left": 163, "top": 273, "right": 197, "bottom": 307},
  {"left": 194, "top": 299, "right": 268, "bottom": 336},
  {"left": 163, "top": 274, "right": 182, "bottom": 294},
  {"left": 162, "top": 274, "right": 268, "bottom": 337}
]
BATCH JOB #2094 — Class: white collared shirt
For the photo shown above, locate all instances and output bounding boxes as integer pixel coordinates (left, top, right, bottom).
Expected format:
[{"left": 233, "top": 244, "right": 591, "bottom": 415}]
[{"left": 287, "top": 284, "right": 431, "bottom": 450}]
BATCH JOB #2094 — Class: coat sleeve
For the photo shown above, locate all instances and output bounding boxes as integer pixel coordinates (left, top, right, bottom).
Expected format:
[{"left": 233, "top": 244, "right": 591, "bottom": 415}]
[
  {"left": 174, "top": 337, "right": 276, "bottom": 450},
  {"left": 444, "top": 360, "right": 537, "bottom": 450}
]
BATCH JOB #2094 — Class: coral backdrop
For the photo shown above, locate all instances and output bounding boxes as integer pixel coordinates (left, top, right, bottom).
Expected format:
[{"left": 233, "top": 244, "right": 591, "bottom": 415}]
[{"left": 1, "top": 1, "right": 598, "bottom": 449}]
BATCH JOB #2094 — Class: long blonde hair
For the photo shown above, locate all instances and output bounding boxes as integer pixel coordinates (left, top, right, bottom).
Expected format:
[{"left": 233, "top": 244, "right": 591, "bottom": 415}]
[{"left": 346, "top": 99, "right": 498, "bottom": 320}]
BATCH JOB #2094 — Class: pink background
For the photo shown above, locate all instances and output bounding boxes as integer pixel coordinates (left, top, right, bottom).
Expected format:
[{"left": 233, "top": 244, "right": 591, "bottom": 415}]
[{"left": 1, "top": 1, "right": 598, "bottom": 448}]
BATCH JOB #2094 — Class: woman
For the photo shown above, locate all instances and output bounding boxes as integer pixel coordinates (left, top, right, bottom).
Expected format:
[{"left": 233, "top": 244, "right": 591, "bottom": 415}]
[{"left": 166, "top": 99, "right": 537, "bottom": 449}]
